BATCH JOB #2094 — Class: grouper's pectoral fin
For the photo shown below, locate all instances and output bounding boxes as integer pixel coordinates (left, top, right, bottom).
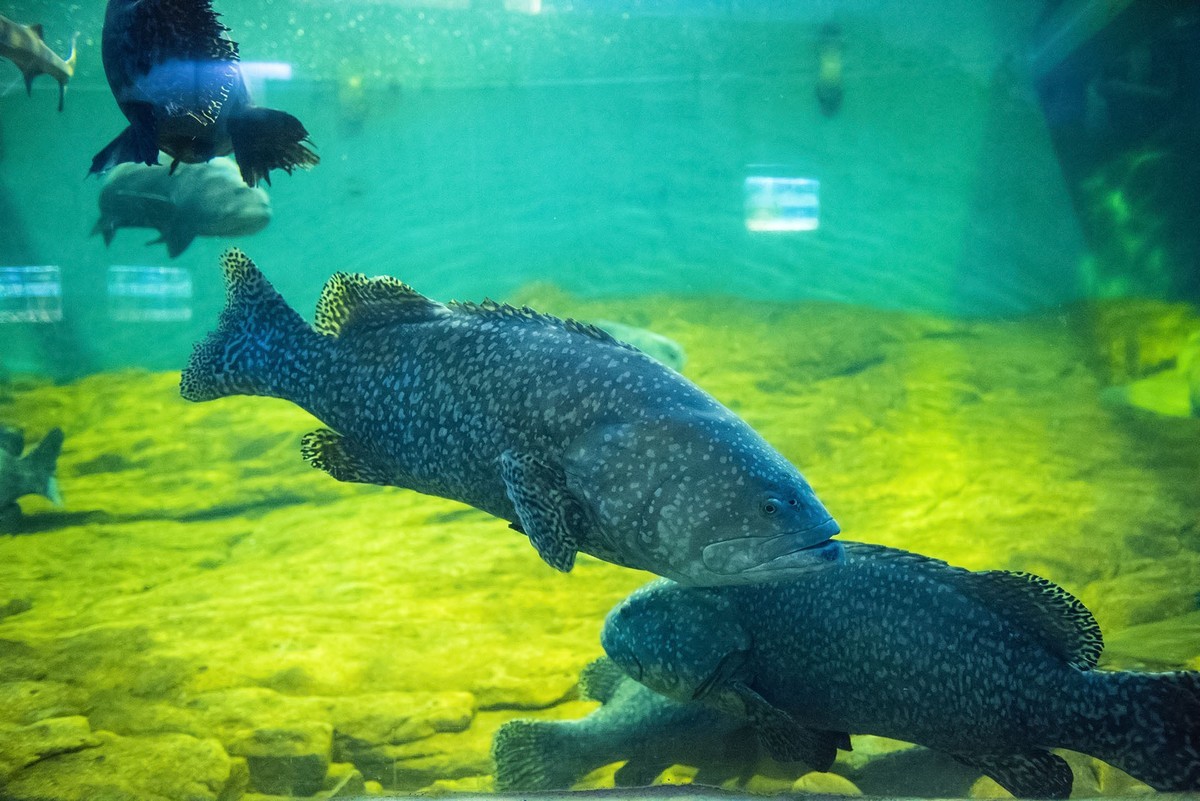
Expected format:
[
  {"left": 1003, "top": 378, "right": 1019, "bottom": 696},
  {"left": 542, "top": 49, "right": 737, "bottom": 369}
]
[
  {"left": 500, "top": 450, "right": 585, "bottom": 572},
  {"left": 300, "top": 428, "right": 391, "bottom": 486},
  {"left": 721, "top": 681, "right": 846, "bottom": 771},
  {"left": 953, "top": 750, "right": 1073, "bottom": 799}
]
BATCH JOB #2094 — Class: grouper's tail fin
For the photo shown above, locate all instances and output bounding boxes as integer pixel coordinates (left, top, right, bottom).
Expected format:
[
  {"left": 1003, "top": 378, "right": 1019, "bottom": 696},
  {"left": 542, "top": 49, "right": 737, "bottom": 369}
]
[
  {"left": 491, "top": 719, "right": 595, "bottom": 792},
  {"left": 181, "top": 249, "right": 315, "bottom": 403},
  {"left": 1083, "top": 669, "right": 1200, "bottom": 792},
  {"left": 23, "top": 427, "right": 64, "bottom": 505}
]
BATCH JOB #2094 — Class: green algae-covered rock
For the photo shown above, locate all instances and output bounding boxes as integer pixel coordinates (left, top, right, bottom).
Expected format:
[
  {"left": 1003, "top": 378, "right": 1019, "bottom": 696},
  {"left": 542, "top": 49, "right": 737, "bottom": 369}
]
[
  {"left": 0, "top": 681, "right": 88, "bottom": 725},
  {"left": 2, "top": 730, "right": 231, "bottom": 801},
  {"left": 228, "top": 722, "right": 333, "bottom": 796},
  {"left": 0, "top": 716, "right": 99, "bottom": 782},
  {"left": 792, "top": 771, "right": 863, "bottom": 795},
  {"left": 322, "top": 761, "right": 367, "bottom": 797}
]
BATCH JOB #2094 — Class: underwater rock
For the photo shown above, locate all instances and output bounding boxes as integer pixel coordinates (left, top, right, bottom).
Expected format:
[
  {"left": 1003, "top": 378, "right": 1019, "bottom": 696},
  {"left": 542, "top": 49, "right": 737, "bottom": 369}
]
[
  {"left": 331, "top": 690, "right": 475, "bottom": 748},
  {"left": 1088, "top": 300, "right": 1200, "bottom": 383},
  {"left": 322, "top": 761, "right": 367, "bottom": 797},
  {"left": 0, "top": 596, "right": 32, "bottom": 620},
  {"left": 218, "top": 756, "right": 250, "bottom": 801},
  {"left": 0, "top": 680, "right": 88, "bottom": 725},
  {"left": 227, "top": 722, "right": 333, "bottom": 796},
  {"left": 0, "top": 716, "right": 99, "bottom": 782},
  {"left": 1103, "top": 611, "right": 1200, "bottom": 670},
  {"left": 793, "top": 771, "right": 862, "bottom": 795},
  {"left": 1, "top": 730, "right": 231, "bottom": 801}
]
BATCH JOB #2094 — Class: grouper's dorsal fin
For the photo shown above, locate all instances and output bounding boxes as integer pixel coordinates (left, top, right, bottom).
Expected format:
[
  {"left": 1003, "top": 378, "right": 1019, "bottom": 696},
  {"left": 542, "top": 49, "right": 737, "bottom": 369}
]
[
  {"left": 843, "top": 542, "right": 1102, "bottom": 670},
  {"left": 449, "top": 299, "right": 639, "bottom": 354},
  {"left": 578, "top": 657, "right": 626, "bottom": 704},
  {"left": 314, "top": 272, "right": 447, "bottom": 337},
  {"left": 965, "top": 570, "right": 1103, "bottom": 670}
]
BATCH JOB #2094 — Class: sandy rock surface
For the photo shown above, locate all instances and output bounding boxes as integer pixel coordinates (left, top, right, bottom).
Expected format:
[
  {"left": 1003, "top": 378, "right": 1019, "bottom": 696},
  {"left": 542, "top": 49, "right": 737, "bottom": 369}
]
[{"left": 1, "top": 294, "right": 1197, "bottom": 799}]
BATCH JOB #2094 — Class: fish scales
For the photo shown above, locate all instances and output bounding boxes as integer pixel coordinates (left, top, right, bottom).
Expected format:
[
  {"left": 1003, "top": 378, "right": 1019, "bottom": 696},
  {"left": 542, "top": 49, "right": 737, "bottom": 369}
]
[
  {"left": 182, "top": 250, "right": 840, "bottom": 584},
  {"left": 601, "top": 541, "right": 1200, "bottom": 798}
]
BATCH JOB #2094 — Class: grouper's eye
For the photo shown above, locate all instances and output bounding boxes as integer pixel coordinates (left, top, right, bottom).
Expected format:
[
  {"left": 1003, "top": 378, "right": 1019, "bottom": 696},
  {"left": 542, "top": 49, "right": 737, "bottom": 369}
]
[{"left": 761, "top": 498, "right": 782, "bottom": 516}]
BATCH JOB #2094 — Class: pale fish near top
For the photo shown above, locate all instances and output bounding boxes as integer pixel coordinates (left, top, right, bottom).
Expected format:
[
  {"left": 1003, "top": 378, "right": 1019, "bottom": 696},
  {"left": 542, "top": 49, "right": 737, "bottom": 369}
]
[
  {"left": 0, "top": 14, "right": 77, "bottom": 111},
  {"left": 180, "top": 249, "right": 840, "bottom": 585},
  {"left": 94, "top": 157, "right": 271, "bottom": 258},
  {"left": 601, "top": 541, "right": 1200, "bottom": 799}
]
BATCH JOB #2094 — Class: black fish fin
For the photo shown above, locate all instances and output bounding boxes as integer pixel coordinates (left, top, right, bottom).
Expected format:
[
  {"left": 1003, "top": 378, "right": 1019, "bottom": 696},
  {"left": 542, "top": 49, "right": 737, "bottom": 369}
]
[
  {"left": 499, "top": 450, "right": 582, "bottom": 572},
  {"left": 162, "top": 224, "right": 196, "bottom": 258},
  {"left": 731, "top": 682, "right": 841, "bottom": 771},
  {"left": 841, "top": 542, "right": 1102, "bottom": 670},
  {"left": 21, "top": 69, "right": 37, "bottom": 96},
  {"left": 180, "top": 249, "right": 315, "bottom": 403},
  {"left": 89, "top": 115, "right": 159, "bottom": 176},
  {"left": 22, "top": 428, "right": 63, "bottom": 503},
  {"left": 954, "top": 750, "right": 1073, "bottom": 799},
  {"left": 31, "top": 24, "right": 45, "bottom": 40},
  {"left": 300, "top": 429, "right": 390, "bottom": 486},
  {"left": 0, "top": 426, "right": 24, "bottom": 456},
  {"left": 578, "top": 657, "right": 626, "bottom": 703},
  {"left": 451, "top": 298, "right": 641, "bottom": 355},
  {"left": 228, "top": 107, "right": 319, "bottom": 187},
  {"left": 491, "top": 718, "right": 583, "bottom": 791},
  {"left": 314, "top": 272, "right": 446, "bottom": 338}
]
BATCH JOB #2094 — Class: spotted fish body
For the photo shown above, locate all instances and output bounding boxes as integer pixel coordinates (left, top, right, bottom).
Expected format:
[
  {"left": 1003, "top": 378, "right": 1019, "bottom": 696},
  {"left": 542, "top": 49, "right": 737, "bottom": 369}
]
[
  {"left": 181, "top": 250, "right": 840, "bottom": 584},
  {"left": 601, "top": 542, "right": 1200, "bottom": 799}
]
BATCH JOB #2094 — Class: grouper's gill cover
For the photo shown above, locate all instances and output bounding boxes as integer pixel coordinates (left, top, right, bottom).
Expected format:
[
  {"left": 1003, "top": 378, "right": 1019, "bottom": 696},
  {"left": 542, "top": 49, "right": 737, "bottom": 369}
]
[
  {"left": 181, "top": 249, "right": 840, "bottom": 585},
  {"left": 601, "top": 541, "right": 1200, "bottom": 799}
]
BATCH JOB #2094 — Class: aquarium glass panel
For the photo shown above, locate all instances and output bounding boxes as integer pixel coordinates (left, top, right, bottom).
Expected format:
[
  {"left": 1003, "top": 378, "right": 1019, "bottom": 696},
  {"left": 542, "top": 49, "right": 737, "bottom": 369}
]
[{"left": 1, "top": 1, "right": 1198, "bottom": 800}]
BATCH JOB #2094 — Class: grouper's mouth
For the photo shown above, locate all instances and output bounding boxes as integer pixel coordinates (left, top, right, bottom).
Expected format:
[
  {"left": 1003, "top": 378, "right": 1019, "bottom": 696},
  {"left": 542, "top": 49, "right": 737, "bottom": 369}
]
[{"left": 700, "top": 517, "right": 843, "bottom": 578}]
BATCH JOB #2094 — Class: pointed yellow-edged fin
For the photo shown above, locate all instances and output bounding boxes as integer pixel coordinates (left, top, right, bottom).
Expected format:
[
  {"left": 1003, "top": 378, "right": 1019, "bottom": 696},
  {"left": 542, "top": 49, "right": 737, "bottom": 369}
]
[{"left": 313, "top": 272, "right": 445, "bottom": 337}]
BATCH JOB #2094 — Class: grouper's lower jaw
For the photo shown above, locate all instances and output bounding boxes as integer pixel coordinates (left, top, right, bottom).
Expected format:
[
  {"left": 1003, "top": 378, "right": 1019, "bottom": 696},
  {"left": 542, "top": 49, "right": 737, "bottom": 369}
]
[{"left": 699, "top": 519, "right": 843, "bottom": 581}]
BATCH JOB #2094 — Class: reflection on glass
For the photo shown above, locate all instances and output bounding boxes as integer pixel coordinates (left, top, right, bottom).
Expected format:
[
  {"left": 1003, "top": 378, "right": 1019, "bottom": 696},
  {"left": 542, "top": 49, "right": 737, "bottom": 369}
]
[
  {"left": 107, "top": 265, "right": 193, "bottom": 322},
  {"left": 0, "top": 266, "right": 62, "bottom": 323},
  {"left": 744, "top": 175, "right": 820, "bottom": 232}
]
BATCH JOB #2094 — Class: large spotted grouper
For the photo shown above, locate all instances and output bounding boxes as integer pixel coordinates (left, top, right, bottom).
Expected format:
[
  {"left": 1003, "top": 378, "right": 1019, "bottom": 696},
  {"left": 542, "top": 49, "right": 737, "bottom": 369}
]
[
  {"left": 180, "top": 249, "right": 841, "bottom": 584},
  {"left": 601, "top": 541, "right": 1200, "bottom": 799}
]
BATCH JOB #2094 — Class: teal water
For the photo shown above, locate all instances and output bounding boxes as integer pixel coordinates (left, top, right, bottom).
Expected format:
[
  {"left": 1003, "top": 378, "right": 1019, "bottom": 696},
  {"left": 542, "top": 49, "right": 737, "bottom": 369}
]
[{"left": 1, "top": 0, "right": 1090, "bottom": 377}]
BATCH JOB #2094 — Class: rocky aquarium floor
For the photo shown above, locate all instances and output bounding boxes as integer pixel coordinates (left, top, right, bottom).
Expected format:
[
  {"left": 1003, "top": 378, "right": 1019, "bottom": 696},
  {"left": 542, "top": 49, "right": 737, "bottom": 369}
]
[{"left": 1, "top": 291, "right": 1198, "bottom": 801}]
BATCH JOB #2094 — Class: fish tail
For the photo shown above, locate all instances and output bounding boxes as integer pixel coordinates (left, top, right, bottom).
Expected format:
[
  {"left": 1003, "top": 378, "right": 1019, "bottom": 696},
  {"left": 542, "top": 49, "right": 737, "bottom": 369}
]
[
  {"left": 181, "top": 249, "right": 318, "bottom": 403},
  {"left": 1080, "top": 669, "right": 1200, "bottom": 791},
  {"left": 228, "top": 107, "right": 319, "bottom": 187},
  {"left": 22, "top": 427, "right": 63, "bottom": 504},
  {"left": 57, "top": 33, "right": 77, "bottom": 112},
  {"left": 491, "top": 719, "right": 595, "bottom": 791}
]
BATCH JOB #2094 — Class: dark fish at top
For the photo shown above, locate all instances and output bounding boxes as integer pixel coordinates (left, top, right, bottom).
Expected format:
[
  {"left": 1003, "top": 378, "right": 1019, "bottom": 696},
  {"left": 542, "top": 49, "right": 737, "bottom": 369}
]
[
  {"left": 0, "top": 426, "right": 64, "bottom": 528},
  {"left": 0, "top": 15, "right": 77, "bottom": 111},
  {"left": 601, "top": 541, "right": 1200, "bottom": 799},
  {"left": 90, "top": 0, "right": 318, "bottom": 187},
  {"left": 180, "top": 250, "right": 840, "bottom": 585},
  {"left": 94, "top": 157, "right": 270, "bottom": 257}
]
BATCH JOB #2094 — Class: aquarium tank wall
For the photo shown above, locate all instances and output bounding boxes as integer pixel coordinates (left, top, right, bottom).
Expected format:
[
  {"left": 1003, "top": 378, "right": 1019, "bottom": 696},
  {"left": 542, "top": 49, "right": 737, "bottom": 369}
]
[{"left": 1, "top": 0, "right": 1198, "bottom": 799}]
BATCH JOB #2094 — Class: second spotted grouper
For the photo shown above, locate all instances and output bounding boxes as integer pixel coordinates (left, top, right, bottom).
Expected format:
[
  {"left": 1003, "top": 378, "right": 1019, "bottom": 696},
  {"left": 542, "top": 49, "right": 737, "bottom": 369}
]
[
  {"left": 601, "top": 542, "right": 1200, "bottom": 799},
  {"left": 181, "top": 250, "right": 840, "bottom": 584}
]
